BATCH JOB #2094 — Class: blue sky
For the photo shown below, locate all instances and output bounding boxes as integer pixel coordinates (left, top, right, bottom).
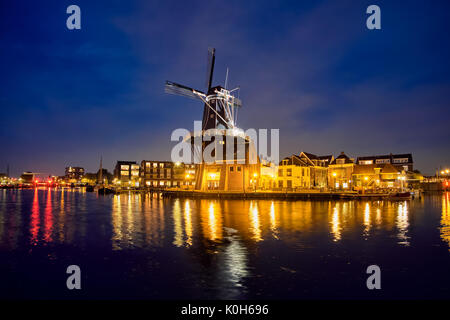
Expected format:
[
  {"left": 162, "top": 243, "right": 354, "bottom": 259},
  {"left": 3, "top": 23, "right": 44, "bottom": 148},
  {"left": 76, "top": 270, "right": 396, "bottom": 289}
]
[{"left": 0, "top": 0, "right": 449, "bottom": 176}]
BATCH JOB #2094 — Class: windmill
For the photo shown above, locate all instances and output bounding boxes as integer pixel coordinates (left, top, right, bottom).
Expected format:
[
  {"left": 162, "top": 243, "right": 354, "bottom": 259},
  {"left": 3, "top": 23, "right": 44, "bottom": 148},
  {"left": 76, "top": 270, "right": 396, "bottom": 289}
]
[
  {"left": 165, "top": 48, "right": 258, "bottom": 191},
  {"left": 165, "top": 48, "right": 242, "bottom": 132}
]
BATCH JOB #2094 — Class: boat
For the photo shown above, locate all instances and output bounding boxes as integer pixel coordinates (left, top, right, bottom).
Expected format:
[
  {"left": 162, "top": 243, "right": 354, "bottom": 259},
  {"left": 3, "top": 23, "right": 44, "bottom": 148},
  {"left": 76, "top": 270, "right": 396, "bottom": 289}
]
[
  {"left": 98, "top": 187, "right": 115, "bottom": 195},
  {"left": 85, "top": 185, "right": 95, "bottom": 192},
  {"left": 386, "top": 192, "right": 412, "bottom": 200}
]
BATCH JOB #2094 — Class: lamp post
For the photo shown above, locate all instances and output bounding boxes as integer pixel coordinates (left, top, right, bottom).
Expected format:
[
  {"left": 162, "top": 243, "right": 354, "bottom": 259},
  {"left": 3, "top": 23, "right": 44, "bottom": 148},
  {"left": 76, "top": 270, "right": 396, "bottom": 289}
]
[
  {"left": 363, "top": 176, "right": 368, "bottom": 194},
  {"left": 332, "top": 172, "right": 337, "bottom": 190},
  {"left": 397, "top": 175, "right": 405, "bottom": 192},
  {"left": 253, "top": 173, "right": 258, "bottom": 192}
]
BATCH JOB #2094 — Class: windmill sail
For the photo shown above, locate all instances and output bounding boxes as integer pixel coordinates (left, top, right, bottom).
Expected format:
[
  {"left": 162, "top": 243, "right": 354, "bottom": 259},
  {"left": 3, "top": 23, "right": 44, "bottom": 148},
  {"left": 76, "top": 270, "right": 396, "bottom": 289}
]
[
  {"left": 165, "top": 81, "right": 205, "bottom": 101},
  {"left": 205, "top": 47, "right": 216, "bottom": 90}
]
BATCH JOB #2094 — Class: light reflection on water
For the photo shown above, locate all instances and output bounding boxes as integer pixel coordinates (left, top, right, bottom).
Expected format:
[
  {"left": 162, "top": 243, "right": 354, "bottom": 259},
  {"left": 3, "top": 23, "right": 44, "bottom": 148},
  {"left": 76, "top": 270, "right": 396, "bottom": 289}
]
[
  {"left": 1, "top": 189, "right": 450, "bottom": 298},
  {"left": 441, "top": 192, "right": 450, "bottom": 250},
  {"left": 1, "top": 189, "right": 450, "bottom": 251}
]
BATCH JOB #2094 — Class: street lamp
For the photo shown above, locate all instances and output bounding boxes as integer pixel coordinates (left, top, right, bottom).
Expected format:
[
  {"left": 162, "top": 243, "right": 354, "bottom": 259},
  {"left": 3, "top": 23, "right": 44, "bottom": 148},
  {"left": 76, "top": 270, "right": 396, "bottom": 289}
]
[
  {"left": 252, "top": 173, "right": 258, "bottom": 192},
  {"left": 363, "top": 176, "right": 369, "bottom": 194}
]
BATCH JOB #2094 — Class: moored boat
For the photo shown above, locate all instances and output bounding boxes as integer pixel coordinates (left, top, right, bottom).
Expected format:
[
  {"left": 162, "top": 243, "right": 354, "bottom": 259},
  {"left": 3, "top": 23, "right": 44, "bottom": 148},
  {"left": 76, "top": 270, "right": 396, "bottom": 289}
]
[
  {"left": 98, "top": 187, "right": 115, "bottom": 195},
  {"left": 386, "top": 192, "right": 412, "bottom": 200}
]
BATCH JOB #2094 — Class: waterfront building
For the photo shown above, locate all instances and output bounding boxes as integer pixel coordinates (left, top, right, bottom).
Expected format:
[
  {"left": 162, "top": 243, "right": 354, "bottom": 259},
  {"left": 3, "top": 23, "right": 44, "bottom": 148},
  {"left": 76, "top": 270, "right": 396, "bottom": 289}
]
[
  {"left": 185, "top": 131, "right": 260, "bottom": 192},
  {"left": 64, "top": 166, "right": 85, "bottom": 181},
  {"left": 140, "top": 160, "right": 196, "bottom": 188},
  {"left": 259, "top": 161, "right": 277, "bottom": 190},
  {"left": 114, "top": 161, "right": 140, "bottom": 186},
  {"left": 352, "top": 163, "right": 404, "bottom": 191},
  {"left": 20, "top": 171, "right": 36, "bottom": 184},
  {"left": 0, "top": 173, "right": 8, "bottom": 185},
  {"left": 328, "top": 152, "right": 355, "bottom": 190},
  {"left": 277, "top": 155, "right": 311, "bottom": 190},
  {"left": 298, "top": 152, "right": 332, "bottom": 189},
  {"left": 356, "top": 153, "right": 413, "bottom": 172}
]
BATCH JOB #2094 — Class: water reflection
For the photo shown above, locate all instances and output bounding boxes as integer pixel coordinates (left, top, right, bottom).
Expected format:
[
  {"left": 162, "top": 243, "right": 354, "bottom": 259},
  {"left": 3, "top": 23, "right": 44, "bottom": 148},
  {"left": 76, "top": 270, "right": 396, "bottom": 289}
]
[
  {"left": 396, "top": 201, "right": 410, "bottom": 246},
  {"left": 44, "top": 188, "right": 53, "bottom": 243},
  {"left": 331, "top": 205, "right": 341, "bottom": 242},
  {"left": 30, "top": 189, "right": 39, "bottom": 245},
  {"left": 249, "top": 201, "right": 262, "bottom": 242},
  {"left": 269, "top": 201, "right": 279, "bottom": 239},
  {"left": 0, "top": 189, "right": 447, "bottom": 253},
  {"left": 363, "top": 202, "right": 371, "bottom": 237},
  {"left": 184, "top": 200, "right": 193, "bottom": 247},
  {"left": 441, "top": 192, "right": 450, "bottom": 250}
]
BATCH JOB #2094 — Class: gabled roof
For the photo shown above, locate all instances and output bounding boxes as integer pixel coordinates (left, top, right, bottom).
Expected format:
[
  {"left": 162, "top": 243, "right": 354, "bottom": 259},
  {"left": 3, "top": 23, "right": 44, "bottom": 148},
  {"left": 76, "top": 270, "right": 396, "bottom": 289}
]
[
  {"left": 318, "top": 155, "right": 333, "bottom": 161},
  {"left": 298, "top": 152, "right": 317, "bottom": 166},
  {"left": 380, "top": 163, "right": 401, "bottom": 174},
  {"left": 330, "top": 152, "right": 354, "bottom": 165},
  {"left": 353, "top": 164, "right": 377, "bottom": 175},
  {"left": 302, "top": 152, "right": 318, "bottom": 160},
  {"left": 279, "top": 155, "right": 309, "bottom": 166},
  {"left": 299, "top": 152, "right": 334, "bottom": 167}
]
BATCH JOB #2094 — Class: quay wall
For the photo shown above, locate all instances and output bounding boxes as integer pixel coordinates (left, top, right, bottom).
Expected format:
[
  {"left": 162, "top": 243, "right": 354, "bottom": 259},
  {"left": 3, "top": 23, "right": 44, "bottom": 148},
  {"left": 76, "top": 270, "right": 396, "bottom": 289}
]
[{"left": 160, "top": 190, "right": 389, "bottom": 200}]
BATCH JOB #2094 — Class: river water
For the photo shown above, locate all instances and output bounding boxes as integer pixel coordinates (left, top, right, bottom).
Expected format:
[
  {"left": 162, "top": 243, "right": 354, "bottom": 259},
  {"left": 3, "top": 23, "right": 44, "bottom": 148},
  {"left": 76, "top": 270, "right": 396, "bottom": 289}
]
[{"left": 0, "top": 188, "right": 449, "bottom": 299}]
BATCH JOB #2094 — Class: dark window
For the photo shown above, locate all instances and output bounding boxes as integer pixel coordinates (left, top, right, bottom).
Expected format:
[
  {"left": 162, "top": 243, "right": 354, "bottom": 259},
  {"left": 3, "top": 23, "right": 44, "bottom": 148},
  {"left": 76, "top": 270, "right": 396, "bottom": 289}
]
[
  {"left": 230, "top": 167, "right": 234, "bottom": 172},
  {"left": 237, "top": 166, "right": 241, "bottom": 172}
]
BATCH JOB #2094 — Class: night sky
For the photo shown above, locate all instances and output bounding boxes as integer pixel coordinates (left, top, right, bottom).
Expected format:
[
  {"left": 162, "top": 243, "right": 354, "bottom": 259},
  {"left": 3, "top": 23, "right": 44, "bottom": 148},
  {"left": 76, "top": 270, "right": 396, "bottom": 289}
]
[{"left": 1, "top": 0, "right": 449, "bottom": 176}]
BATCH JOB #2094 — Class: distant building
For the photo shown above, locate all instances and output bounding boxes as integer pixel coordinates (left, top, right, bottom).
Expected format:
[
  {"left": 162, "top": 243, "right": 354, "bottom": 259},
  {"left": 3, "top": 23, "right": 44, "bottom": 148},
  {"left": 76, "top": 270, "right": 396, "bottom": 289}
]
[
  {"left": 20, "top": 172, "right": 36, "bottom": 184},
  {"left": 114, "top": 161, "right": 140, "bottom": 185},
  {"left": 65, "top": 166, "right": 85, "bottom": 181},
  {"left": 140, "top": 160, "right": 196, "bottom": 188},
  {"left": 356, "top": 153, "right": 413, "bottom": 172},
  {"left": 328, "top": 152, "right": 355, "bottom": 190}
]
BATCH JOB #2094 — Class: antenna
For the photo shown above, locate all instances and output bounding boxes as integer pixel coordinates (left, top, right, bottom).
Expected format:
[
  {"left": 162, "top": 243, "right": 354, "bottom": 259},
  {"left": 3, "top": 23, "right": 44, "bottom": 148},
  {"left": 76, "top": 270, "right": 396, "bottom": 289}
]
[{"left": 225, "top": 67, "right": 229, "bottom": 89}]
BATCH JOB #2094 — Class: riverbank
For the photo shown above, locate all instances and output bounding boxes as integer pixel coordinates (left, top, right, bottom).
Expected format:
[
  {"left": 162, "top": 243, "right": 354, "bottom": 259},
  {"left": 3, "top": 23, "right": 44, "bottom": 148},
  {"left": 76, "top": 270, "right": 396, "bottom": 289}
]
[{"left": 161, "top": 189, "right": 391, "bottom": 200}]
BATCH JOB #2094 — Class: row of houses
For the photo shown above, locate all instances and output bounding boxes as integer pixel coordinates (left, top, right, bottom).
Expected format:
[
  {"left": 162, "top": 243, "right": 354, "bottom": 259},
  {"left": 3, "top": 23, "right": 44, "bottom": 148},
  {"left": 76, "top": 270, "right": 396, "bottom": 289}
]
[
  {"left": 109, "top": 152, "right": 418, "bottom": 192},
  {"left": 272, "top": 152, "right": 418, "bottom": 191}
]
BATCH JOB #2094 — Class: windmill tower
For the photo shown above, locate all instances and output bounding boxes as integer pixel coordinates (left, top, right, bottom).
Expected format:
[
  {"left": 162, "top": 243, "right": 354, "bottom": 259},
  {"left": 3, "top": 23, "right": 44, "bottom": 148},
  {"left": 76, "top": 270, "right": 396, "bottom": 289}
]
[{"left": 165, "top": 48, "right": 259, "bottom": 191}]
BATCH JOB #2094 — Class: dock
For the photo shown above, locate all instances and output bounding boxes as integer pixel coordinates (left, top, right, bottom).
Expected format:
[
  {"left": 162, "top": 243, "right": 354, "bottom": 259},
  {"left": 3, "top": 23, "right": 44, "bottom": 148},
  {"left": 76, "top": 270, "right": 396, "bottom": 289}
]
[{"left": 160, "top": 189, "right": 390, "bottom": 200}]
